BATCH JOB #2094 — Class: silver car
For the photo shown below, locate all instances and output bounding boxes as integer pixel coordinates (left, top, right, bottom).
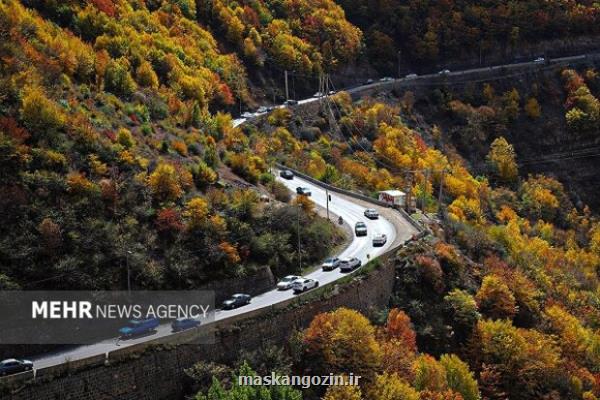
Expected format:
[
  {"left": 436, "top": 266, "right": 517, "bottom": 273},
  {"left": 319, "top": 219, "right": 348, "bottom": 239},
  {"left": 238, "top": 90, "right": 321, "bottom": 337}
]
[
  {"left": 322, "top": 257, "right": 341, "bottom": 271},
  {"left": 364, "top": 209, "right": 379, "bottom": 219},
  {"left": 277, "top": 275, "right": 301, "bottom": 290},
  {"left": 340, "top": 257, "right": 361, "bottom": 272},
  {"left": 372, "top": 233, "right": 387, "bottom": 247}
]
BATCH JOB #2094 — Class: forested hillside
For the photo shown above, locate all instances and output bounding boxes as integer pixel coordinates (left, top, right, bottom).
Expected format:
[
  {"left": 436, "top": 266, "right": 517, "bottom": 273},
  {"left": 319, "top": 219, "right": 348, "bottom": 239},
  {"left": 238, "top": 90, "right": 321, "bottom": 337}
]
[
  {"left": 0, "top": 0, "right": 346, "bottom": 290},
  {"left": 336, "top": 0, "right": 600, "bottom": 72}
]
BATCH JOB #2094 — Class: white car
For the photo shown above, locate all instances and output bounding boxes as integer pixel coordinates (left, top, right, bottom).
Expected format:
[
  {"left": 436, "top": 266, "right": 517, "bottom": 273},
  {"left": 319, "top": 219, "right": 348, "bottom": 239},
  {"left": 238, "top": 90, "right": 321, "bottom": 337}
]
[
  {"left": 534, "top": 57, "right": 545, "bottom": 64},
  {"left": 328, "top": 90, "right": 337, "bottom": 95},
  {"left": 292, "top": 278, "right": 319, "bottom": 294},
  {"left": 380, "top": 77, "right": 394, "bottom": 82},
  {"left": 277, "top": 275, "right": 301, "bottom": 290},
  {"left": 313, "top": 92, "right": 324, "bottom": 98},
  {"left": 405, "top": 73, "right": 418, "bottom": 79},
  {"left": 364, "top": 209, "right": 379, "bottom": 219},
  {"left": 373, "top": 233, "right": 387, "bottom": 247},
  {"left": 241, "top": 111, "right": 254, "bottom": 118},
  {"left": 256, "top": 106, "right": 268, "bottom": 114},
  {"left": 438, "top": 69, "right": 451, "bottom": 75},
  {"left": 339, "top": 257, "right": 362, "bottom": 272}
]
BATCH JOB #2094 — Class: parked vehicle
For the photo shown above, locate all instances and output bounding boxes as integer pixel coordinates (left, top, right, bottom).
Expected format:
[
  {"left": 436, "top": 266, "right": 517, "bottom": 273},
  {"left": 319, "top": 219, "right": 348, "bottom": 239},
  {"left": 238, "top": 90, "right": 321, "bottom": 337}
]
[
  {"left": 322, "top": 257, "right": 341, "bottom": 271},
  {"left": 372, "top": 233, "right": 388, "bottom": 247},
  {"left": 365, "top": 79, "right": 374, "bottom": 84},
  {"left": 284, "top": 99, "right": 298, "bottom": 106},
  {"left": 534, "top": 57, "right": 545, "bottom": 64},
  {"left": 340, "top": 257, "right": 361, "bottom": 272},
  {"left": 277, "top": 275, "right": 301, "bottom": 290},
  {"left": 0, "top": 359, "right": 33, "bottom": 376},
  {"left": 355, "top": 221, "right": 368, "bottom": 236},
  {"left": 292, "top": 278, "right": 319, "bottom": 294},
  {"left": 438, "top": 69, "right": 451, "bottom": 75},
  {"left": 328, "top": 90, "right": 337, "bottom": 95},
  {"left": 296, "top": 187, "right": 312, "bottom": 196},
  {"left": 313, "top": 92, "right": 324, "bottom": 98},
  {"left": 257, "top": 106, "right": 268, "bottom": 114},
  {"left": 222, "top": 294, "right": 251, "bottom": 310},
  {"left": 280, "top": 170, "right": 294, "bottom": 180},
  {"left": 241, "top": 111, "right": 254, "bottom": 118},
  {"left": 118, "top": 318, "right": 160, "bottom": 338},
  {"left": 380, "top": 77, "right": 394, "bottom": 82},
  {"left": 405, "top": 73, "right": 418, "bottom": 79},
  {"left": 364, "top": 209, "right": 379, "bottom": 219},
  {"left": 171, "top": 318, "right": 200, "bottom": 332}
]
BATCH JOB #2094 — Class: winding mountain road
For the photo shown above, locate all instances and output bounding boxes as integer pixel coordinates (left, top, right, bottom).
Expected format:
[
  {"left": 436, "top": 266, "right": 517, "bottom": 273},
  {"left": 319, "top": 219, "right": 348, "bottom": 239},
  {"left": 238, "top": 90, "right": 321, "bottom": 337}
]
[{"left": 28, "top": 171, "right": 416, "bottom": 370}]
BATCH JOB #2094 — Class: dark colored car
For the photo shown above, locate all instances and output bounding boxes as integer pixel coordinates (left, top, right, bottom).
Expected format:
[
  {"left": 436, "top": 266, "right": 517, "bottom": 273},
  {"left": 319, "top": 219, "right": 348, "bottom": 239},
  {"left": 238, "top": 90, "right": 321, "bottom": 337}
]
[
  {"left": 171, "top": 318, "right": 201, "bottom": 332},
  {"left": 118, "top": 318, "right": 160, "bottom": 338},
  {"left": 284, "top": 99, "right": 298, "bottom": 106},
  {"left": 296, "top": 187, "right": 312, "bottom": 196},
  {"left": 340, "top": 257, "right": 362, "bottom": 272},
  {"left": 222, "top": 294, "right": 251, "bottom": 310},
  {"left": 0, "top": 359, "right": 33, "bottom": 376},
  {"left": 280, "top": 170, "right": 294, "bottom": 180},
  {"left": 355, "top": 221, "right": 368, "bottom": 236}
]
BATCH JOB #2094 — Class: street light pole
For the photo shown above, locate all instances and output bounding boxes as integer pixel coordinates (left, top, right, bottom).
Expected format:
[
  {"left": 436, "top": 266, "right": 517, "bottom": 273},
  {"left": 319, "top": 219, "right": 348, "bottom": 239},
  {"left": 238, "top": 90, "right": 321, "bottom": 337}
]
[{"left": 326, "top": 189, "right": 330, "bottom": 220}]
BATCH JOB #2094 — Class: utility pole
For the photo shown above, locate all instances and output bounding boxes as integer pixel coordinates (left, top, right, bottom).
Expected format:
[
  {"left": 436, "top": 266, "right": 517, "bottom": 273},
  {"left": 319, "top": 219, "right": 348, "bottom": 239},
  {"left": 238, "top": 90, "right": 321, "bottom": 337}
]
[
  {"left": 297, "top": 200, "right": 302, "bottom": 270},
  {"left": 438, "top": 170, "right": 446, "bottom": 218},
  {"left": 404, "top": 171, "right": 413, "bottom": 213},
  {"left": 422, "top": 169, "right": 430, "bottom": 212},
  {"left": 284, "top": 70, "right": 289, "bottom": 101}
]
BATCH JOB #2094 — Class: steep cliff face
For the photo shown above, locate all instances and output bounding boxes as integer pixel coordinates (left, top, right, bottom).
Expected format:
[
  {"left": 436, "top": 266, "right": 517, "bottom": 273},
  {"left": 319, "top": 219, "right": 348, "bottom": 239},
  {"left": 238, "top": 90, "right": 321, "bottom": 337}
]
[{"left": 402, "top": 62, "right": 600, "bottom": 210}]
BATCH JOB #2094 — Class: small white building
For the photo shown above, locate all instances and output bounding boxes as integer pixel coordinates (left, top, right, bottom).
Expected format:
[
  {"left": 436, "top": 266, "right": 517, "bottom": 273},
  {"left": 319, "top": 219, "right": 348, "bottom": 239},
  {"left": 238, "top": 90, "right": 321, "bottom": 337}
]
[{"left": 378, "top": 190, "right": 406, "bottom": 207}]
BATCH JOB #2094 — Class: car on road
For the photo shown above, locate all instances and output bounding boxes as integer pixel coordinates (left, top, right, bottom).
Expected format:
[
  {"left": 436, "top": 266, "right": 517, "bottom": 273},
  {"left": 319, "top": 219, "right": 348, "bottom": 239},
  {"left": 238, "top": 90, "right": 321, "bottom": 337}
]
[
  {"left": 380, "top": 77, "right": 394, "bottom": 82},
  {"left": 405, "top": 73, "right": 418, "bottom": 79},
  {"left": 372, "top": 233, "right": 387, "bottom": 247},
  {"left": 222, "top": 294, "right": 251, "bottom": 310},
  {"left": 118, "top": 318, "right": 160, "bottom": 338},
  {"left": 534, "top": 57, "right": 545, "bottom": 64},
  {"left": 292, "top": 278, "right": 319, "bottom": 294},
  {"left": 241, "top": 111, "right": 254, "bottom": 118},
  {"left": 284, "top": 99, "right": 298, "bottom": 106},
  {"left": 0, "top": 359, "right": 33, "bottom": 376},
  {"left": 277, "top": 275, "right": 301, "bottom": 290},
  {"left": 340, "top": 257, "right": 361, "bottom": 272},
  {"left": 328, "top": 90, "right": 337, "bottom": 95},
  {"left": 365, "top": 79, "right": 374, "bottom": 85},
  {"left": 280, "top": 170, "right": 294, "bottom": 180},
  {"left": 438, "top": 69, "right": 451, "bottom": 75},
  {"left": 313, "top": 91, "right": 324, "bottom": 98},
  {"left": 355, "top": 221, "right": 368, "bottom": 236},
  {"left": 321, "top": 257, "right": 341, "bottom": 271},
  {"left": 364, "top": 209, "right": 379, "bottom": 219},
  {"left": 256, "top": 106, "right": 269, "bottom": 114},
  {"left": 171, "top": 318, "right": 200, "bottom": 332},
  {"left": 296, "top": 187, "right": 312, "bottom": 196}
]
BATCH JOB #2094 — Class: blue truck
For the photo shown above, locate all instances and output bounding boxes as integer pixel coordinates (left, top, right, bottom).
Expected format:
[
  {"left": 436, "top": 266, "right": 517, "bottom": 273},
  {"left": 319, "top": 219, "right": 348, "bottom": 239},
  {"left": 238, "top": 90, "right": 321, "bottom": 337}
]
[{"left": 118, "top": 318, "right": 159, "bottom": 338}]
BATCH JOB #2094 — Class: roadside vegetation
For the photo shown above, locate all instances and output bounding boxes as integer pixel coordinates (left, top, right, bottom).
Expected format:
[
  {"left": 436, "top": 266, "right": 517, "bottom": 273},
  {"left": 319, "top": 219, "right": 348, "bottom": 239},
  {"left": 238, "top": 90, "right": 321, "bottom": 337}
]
[{"left": 0, "top": 0, "right": 345, "bottom": 290}]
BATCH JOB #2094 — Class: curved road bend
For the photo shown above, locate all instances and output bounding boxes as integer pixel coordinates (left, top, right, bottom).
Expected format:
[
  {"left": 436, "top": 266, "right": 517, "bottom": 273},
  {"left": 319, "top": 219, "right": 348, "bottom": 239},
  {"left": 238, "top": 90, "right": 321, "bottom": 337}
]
[{"left": 29, "top": 173, "right": 417, "bottom": 370}]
